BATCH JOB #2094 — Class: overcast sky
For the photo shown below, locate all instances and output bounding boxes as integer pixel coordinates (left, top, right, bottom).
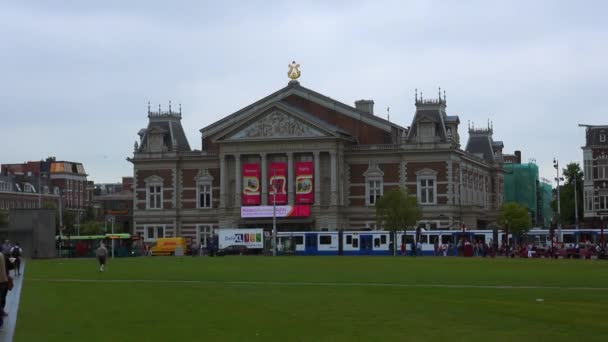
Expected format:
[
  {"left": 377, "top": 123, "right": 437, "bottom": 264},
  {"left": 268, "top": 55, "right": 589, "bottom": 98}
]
[{"left": 2, "top": 1, "right": 606, "bottom": 183}]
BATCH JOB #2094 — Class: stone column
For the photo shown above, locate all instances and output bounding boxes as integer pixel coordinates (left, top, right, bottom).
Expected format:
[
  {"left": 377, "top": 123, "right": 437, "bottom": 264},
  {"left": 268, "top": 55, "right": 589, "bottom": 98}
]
[
  {"left": 330, "top": 151, "right": 337, "bottom": 205},
  {"left": 287, "top": 152, "right": 294, "bottom": 204},
  {"left": 261, "top": 153, "right": 268, "bottom": 205},
  {"left": 234, "top": 154, "right": 241, "bottom": 208},
  {"left": 313, "top": 151, "right": 321, "bottom": 206},
  {"left": 219, "top": 155, "right": 226, "bottom": 208}
]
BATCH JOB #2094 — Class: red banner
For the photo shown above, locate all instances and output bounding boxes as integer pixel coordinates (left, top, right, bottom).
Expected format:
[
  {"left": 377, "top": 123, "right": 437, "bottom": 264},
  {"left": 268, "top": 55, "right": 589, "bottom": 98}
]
[
  {"left": 295, "top": 161, "right": 314, "bottom": 204},
  {"left": 269, "top": 162, "right": 287, "bottom": 205},
  {"left": 242, "top": 163, "right": 260, "bottom": 205}
]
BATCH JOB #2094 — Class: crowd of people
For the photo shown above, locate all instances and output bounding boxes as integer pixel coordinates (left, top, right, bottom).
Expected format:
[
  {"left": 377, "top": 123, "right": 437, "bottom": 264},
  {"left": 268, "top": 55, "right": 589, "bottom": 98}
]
[
  {"left": 399, "top": 238, "right": 607, "bottom": 259},
  {"left": 0, "top": 239, "right": 23, "bottom": 329}
]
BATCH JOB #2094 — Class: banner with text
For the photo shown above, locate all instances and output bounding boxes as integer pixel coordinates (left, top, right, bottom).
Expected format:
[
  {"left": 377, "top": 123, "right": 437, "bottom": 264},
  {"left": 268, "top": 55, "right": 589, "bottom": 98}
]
[
  {"left": 268, "top": 162, "right": 287, "bottom": 205},
  {"left": 295, "top": 161, "right": 314, "bottom": 204},
  {"left": 218, "top": 229, "right": 264, "bottom": 249},
  {"left": 242, "top": 163, "right": 260, "bottom": 205},
  {"left": 241, "top": 205, "right": 311, "bottom": 218}
]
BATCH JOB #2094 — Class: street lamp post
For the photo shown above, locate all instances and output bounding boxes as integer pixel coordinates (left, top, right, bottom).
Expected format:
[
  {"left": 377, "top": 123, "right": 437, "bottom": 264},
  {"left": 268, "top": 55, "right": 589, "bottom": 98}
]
[
  {"left": 553, "top": 158, "right": 563, "bottom": 242},
  {"left": 271, "top": 168, "right": 277, "bottom": 257}
]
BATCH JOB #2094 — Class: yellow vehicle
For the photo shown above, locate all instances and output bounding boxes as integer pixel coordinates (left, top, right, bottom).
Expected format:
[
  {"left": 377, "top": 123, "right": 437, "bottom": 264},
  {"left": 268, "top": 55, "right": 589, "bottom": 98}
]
[{"left": 150, "top": 237, "right": 187, "bottom": 256}]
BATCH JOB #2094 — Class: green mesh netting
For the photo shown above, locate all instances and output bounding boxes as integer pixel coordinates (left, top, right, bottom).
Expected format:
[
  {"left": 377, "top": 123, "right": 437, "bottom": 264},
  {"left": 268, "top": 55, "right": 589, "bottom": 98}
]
[
  {"left": 539, "top": 182, "right": 553, "bottom": 228},
  {"left": 504, "top": 163, "right": 539, "bottom": 223}
]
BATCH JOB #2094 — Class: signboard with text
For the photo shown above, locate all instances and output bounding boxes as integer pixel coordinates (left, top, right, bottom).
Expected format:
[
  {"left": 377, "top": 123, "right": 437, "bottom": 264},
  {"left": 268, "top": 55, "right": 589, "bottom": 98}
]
[
  {"left": 218, "top": 229, "right": 264, "bottom": 249},
  {"left": 241, "top": 205, "right": 311, "bottom": 218}
]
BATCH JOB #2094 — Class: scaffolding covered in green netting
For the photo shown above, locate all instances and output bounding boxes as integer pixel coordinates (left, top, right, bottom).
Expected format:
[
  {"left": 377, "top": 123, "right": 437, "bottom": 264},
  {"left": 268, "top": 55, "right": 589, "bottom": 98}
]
[
  {"left": 538, "top": 181, "right": 553, "bottom": 228},
  {"left": 504, "top": 163, "right": 539, "bottom": 224}
]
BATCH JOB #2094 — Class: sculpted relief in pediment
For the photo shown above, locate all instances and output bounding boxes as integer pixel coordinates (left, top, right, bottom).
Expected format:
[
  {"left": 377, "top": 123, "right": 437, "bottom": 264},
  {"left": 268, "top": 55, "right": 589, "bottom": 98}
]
[{"left": 227, "top": 111, "right": 325, "bottom": 140}]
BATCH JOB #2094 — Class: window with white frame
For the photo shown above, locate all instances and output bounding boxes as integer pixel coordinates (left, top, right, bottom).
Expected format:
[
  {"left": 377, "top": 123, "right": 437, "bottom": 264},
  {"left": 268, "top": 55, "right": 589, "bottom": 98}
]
[
  {"left": 145, "top": 226, "right": 165, "bottom": 240},
  {"left": 584, "top": 190, "right": 594, "bottom": 211},
  {"left": 418, "top": 178, "right": 437, "bottom": 205},
  {"left": 195, "top": 169, "right": 214, "bottom": 209},
  {"left": 148, "top": 185, "right": 162, "bottom": 209},
  {"left": 598, "top": 193, "right": 608, "bottom": 210},
  {"left": 364, "top": 163, "right": 384, "bottom": 206},
  {"left": 197, "top": 224, "right": 213, "bottom": 247},
  {"left": 367, "top": 179, "right": 383, "bottom": 205},
  {"left": 600, "top": 133, "right": 606, "bottom": 143},
  {"left": 198, "top": 183, "right": 212, "bottom": 208},
  {"left": 24, "top": 183, "right": 35, "bottom": 193},
  {"left": 594, "top": 159, "right": 608, "bottom": 180},
  {"left": 145, "top": 176, "right": 164, "bottom": 210},
  {"left": 0, "top": 181, "right": 9, "bottom": 192}
]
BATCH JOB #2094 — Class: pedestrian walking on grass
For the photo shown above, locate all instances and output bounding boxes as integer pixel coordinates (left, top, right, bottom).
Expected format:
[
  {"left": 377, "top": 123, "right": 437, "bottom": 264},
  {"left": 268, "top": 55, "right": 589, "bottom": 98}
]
[{"left": 96, "top": 242, "right": 108, "bottom": 272}]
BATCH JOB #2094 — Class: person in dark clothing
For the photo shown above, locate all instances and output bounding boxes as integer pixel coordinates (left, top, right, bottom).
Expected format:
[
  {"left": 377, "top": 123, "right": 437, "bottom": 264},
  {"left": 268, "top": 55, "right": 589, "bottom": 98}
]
[{"left": 411, "top": 241, "right": 416, "bottom": 257}]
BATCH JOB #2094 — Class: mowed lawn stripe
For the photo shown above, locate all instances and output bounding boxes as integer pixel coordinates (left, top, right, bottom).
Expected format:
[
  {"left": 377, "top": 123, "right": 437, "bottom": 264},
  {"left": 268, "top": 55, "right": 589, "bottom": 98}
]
[{"left": 27, "top": 277, "right": 608, "bottom": 291}]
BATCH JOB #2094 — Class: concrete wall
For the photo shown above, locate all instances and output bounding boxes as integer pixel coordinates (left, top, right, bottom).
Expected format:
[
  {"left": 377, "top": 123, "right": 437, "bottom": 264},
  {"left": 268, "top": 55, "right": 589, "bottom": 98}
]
[{"left": 0, "top": 209, "right": 56, "bottom": 258}]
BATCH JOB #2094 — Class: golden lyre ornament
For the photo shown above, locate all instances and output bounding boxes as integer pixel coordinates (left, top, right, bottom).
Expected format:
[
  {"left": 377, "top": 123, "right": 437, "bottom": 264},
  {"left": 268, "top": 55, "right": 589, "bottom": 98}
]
[{"left": 288, "top": 61, "right": 301, "bottom": 80}]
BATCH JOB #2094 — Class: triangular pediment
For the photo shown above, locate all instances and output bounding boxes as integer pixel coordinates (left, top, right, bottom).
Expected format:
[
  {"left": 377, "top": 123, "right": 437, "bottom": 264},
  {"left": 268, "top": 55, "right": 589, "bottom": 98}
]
[{"left": 220, "top": 108, "right": 331, "bottom": 141}]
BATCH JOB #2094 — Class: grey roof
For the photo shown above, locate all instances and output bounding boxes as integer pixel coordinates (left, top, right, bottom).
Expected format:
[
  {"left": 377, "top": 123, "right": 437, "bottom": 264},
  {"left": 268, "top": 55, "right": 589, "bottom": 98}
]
[
  {"left": 445, "top": 115, "right": 460, "bottom": 123},
  {"left": 139, "top": 116, "right": 191, "bottom": 152},
  {"left": 466, "top": 135, "right": 495, "bottom": 162}
]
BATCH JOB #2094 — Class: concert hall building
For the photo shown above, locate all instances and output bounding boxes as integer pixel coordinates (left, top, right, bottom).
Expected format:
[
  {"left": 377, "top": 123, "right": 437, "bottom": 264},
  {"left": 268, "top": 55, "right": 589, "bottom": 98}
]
[{"left": 129, "top": 72, "right": 507, "bottom": 243}]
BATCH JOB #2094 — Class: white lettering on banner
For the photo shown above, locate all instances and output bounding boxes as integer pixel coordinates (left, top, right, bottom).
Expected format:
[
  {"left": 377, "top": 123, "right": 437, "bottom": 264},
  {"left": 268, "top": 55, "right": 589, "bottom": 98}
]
[{"left": 241, "top": 206, "right": 290, "bottom": 218}]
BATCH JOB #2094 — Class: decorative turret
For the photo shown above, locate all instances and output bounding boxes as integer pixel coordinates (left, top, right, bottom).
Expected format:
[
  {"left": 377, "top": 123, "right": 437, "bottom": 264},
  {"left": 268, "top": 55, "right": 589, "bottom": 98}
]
[{"left": 137, "top": 101, "right": 191, "bottom": 153}]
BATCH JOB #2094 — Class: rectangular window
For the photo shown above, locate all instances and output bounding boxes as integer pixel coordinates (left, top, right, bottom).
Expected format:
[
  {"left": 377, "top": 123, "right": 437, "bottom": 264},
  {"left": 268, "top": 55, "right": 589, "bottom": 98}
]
[
  {"left": 146, "top": 227, "right": 154, "bottom": 240},
  {"left": 198, "top": 183, "right": 212, "bottom": 208},
  {"left": 601, "top": 134, "right": 606, "bottom": 143},
  {"left": 374, "top": 238, "right": 380, "bottom": 247},
  {"left": 585, "top": 190, "right": 594, "bottom": 211},
  {"left": 368, "top": 179, "right": 382, "bottom": 205},
  {"left": 319, "top": 235, "right": 332, "bottom": 245},
  {"left": 380, "top": 235, "right": 387, "bottom": 244},
  {"left": 148, "top": 185, "right": 162, "bottom": 209},
  {"left": 156, "top": 227, "right": 165, "bottom": 238},
  {"left": 294, "top": 236, "right": 303, "bottom": 245},
  {"left": 419, "top": 178, "right": 436, "bottom": 204},
  {"left": 352, "top": 238, "right": 359, "bottom": 248},
  {"left": 197, "top": 224, "right": 213, "bottom": 246},
  {"left": 346, "top": 235, "right": 352, "bottom": 244},
  {"left": 600, "top": 194, "right": 608, "bottom": 210}
]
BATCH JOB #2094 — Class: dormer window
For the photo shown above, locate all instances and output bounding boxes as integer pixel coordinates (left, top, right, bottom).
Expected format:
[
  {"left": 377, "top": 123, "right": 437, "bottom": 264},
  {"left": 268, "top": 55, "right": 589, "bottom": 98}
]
[
  {"left": 600, "top": 133, "right": 606, "bottom": 143},
  {"left": 24, "top": 183, "right": 36, "bottom": 193}
]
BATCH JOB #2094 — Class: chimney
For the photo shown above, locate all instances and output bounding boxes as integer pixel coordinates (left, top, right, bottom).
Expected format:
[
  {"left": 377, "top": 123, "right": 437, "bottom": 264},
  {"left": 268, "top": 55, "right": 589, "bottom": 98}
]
[
  {"left": 515, "top": 150, "right": 522, "bottom": 164},
  {"left": 355, "top": 100, "right": 374, "bottom": 115}
]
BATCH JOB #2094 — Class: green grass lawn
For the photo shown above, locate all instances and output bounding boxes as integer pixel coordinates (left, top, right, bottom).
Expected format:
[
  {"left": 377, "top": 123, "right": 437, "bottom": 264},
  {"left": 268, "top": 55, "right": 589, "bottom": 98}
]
[{"left": 16, "top": 257, "right": 608, "bottom": 341}]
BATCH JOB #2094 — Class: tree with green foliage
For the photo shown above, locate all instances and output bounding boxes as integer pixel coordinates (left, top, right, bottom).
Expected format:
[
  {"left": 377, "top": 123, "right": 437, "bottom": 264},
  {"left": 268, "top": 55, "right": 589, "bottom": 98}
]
[
  {"left": 551, "top": 162, "right": 584, "bottom": 226},
  {"left": 80, "top": 221, "right": 105, "bottom": 235},
  {"left": 375, "top": 188, "right": 422, "bottom": 255},
  {"left": 498, "top": 202, "right": 533, "bottom": 243}
]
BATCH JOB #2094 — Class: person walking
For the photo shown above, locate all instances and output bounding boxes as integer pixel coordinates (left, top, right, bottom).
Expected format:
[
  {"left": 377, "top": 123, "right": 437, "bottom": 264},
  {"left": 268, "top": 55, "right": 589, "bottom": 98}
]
[
  {"left": 1, "top": 240, "right": 11, "bottom": 256},
  {"left": 10, "top": 243, "right": 23, "bottom": 276},
  {"left": 0, "top": 251, "right": 14, "bottom": 323},
  {"left": 96, "top": 242, "right": 108, "bottom": 272}
]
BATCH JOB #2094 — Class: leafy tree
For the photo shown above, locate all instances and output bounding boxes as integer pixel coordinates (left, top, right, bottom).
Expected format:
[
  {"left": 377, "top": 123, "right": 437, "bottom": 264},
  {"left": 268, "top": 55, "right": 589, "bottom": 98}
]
[
  {"left": 498, "top": 202, "right": 532, "bottom": 242},
  {"left": 375, "top": 188, "right": 422, "bottom": 255},
  {"left": 551, "top": 162, "right": 584, "bottom": 226},
  {"left": 80, "top": 221, "right": 105, "bottom": 235}
]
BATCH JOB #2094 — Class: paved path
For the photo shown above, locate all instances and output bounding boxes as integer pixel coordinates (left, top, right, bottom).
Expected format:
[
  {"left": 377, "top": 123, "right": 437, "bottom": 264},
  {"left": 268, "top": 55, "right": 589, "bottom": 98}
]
[{"left": 0, "top": 261, "right": 25, "bottom": 342}]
